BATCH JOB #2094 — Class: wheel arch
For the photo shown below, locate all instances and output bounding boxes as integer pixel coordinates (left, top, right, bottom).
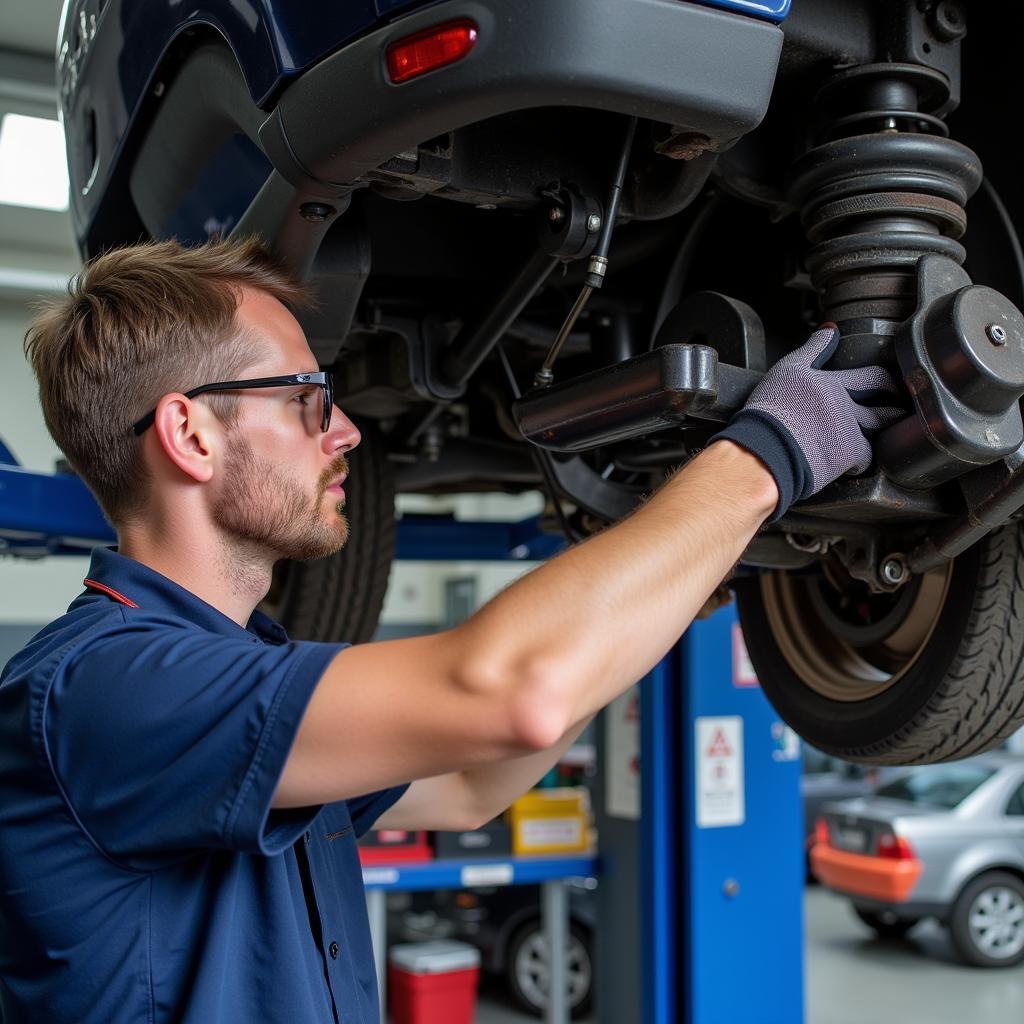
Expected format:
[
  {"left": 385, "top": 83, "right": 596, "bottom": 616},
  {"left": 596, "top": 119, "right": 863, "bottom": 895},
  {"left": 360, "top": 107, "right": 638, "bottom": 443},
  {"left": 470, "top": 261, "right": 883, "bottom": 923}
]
[{"left": 944, "top": 860, "right": 1024, "bottom": 920}]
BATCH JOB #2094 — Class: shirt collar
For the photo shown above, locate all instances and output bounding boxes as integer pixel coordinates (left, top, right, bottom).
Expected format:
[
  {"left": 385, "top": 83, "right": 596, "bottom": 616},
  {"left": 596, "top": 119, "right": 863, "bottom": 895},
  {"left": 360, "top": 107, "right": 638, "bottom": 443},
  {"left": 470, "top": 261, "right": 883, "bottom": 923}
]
[{"left": 79, "top": 546, "right": 290, "bottom": 645}]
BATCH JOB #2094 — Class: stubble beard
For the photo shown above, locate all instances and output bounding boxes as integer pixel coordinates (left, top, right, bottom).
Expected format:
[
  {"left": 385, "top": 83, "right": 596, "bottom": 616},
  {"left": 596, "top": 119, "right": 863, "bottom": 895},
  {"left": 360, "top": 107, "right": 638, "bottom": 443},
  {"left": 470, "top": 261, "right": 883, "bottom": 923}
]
[{"left": 212, "top": 435, "right": 349, "bottom": 563}]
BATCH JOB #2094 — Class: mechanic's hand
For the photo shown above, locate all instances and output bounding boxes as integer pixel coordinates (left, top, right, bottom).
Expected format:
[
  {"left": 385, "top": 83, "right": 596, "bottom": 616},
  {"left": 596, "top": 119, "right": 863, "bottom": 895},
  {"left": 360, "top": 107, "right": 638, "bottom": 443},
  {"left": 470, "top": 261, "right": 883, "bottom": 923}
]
[{"left": 711, "top": 323, "right": 904, "bottom": 521}]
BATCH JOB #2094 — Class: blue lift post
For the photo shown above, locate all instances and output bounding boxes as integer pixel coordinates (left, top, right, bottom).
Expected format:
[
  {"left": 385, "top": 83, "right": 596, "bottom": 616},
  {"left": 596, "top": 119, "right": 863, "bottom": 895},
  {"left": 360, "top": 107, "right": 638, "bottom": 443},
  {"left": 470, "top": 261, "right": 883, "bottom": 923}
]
[
  {"left": 2, "top": 455, "right": 805, "bottom": 1023},
  {"left": 594, "top": 604, "right": 804, "bottom": 1024},
  {"left": 678, "top": 606, "right": 804, "bottom": 1024}
]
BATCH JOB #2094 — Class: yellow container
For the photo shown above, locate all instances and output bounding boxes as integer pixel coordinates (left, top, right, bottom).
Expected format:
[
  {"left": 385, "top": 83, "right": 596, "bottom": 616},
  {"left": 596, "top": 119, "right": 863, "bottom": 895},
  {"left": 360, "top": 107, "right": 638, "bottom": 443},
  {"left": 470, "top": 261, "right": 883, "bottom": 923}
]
[{"left": 509, "top": 788, "right": 590, "bottom": 855}]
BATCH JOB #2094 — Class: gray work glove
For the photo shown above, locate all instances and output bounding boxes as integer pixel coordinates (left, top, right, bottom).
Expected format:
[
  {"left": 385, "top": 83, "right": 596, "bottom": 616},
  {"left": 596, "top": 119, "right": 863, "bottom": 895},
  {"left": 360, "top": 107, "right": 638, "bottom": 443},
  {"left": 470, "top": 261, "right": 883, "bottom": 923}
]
[{"left": 711, "top": 323, "right": 904, "bottom": 521}]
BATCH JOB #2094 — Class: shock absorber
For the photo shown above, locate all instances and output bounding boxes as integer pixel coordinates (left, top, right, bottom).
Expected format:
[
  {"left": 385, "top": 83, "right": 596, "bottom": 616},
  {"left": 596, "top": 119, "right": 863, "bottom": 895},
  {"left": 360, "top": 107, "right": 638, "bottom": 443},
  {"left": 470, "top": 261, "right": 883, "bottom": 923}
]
[
  {"left": 786, "top": 63, "right": 983, "bottom": 369},
  {"left": 787, "top": 61, "right": 1024, "bottom": 521}
]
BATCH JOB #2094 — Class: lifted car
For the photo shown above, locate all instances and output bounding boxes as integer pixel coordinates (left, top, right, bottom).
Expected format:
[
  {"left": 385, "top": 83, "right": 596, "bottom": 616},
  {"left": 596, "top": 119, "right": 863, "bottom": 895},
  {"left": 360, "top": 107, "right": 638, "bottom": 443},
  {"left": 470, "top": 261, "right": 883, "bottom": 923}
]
[{"left": 58, "top": 0, "right": 1024, "bottom": 764}]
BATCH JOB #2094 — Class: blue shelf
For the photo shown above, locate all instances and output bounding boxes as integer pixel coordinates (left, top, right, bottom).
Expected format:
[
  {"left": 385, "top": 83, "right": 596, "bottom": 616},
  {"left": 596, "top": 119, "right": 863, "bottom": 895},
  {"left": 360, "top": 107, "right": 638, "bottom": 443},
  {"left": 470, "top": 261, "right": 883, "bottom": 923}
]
[{"left": 361, "top": 854, "right": 598, "bottom": 891}]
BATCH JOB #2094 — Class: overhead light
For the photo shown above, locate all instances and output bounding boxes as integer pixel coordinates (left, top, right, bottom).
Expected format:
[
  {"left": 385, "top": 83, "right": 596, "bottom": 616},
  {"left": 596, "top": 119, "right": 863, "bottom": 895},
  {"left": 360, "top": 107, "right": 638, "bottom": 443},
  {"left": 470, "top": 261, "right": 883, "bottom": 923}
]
[{"left": 0, "top": 113, "right": 70, "bottom": 211}]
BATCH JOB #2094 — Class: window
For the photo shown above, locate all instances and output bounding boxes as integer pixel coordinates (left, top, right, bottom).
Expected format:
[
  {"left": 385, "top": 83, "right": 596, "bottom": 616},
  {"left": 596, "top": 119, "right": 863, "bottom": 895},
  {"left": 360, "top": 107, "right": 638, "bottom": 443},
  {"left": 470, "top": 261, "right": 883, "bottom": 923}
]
[
  {"left": 0, "top": 113, "right": 70, "bottom": 211},
  {"left": 1006, "top": 783, "right": 1024, "bottom": 817},
  {"left": 874, "top": 763, "right": 997, "bottom": 810}
]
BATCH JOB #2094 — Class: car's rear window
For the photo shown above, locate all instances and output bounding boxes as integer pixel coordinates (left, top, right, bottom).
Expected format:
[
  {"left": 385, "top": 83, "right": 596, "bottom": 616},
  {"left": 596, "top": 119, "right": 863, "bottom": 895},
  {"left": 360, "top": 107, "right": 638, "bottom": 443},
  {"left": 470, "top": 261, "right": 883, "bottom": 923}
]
[{"left": 873, "top": 763, "right": 997, "bottom": 809}]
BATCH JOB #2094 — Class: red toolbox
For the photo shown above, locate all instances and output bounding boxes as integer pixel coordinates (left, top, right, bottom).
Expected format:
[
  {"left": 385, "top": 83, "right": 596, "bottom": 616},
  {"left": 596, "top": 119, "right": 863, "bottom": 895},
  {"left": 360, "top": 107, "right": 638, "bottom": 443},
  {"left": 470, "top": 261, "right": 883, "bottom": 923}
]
[
  {"left": 388, "top": 940, "right": 481, "bottom": 1024},
  {"left": 357, "top": 829, "right": 431, "bottom": 865}
]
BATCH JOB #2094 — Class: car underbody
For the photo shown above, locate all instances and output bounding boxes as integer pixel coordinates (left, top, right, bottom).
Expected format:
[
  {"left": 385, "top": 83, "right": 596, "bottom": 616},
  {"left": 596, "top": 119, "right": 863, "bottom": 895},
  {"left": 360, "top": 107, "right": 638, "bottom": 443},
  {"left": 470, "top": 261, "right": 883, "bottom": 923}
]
[{"left": 60, "top": 0, "right": 1024, "bottom": 763}]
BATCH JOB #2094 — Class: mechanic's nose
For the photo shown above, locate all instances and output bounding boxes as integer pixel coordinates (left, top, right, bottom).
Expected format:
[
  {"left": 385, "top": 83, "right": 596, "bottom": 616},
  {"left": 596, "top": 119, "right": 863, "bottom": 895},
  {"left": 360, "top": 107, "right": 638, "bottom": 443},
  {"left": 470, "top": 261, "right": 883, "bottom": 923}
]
[{"left": 325, "top": 405, "right": 361, "bottom": 454}]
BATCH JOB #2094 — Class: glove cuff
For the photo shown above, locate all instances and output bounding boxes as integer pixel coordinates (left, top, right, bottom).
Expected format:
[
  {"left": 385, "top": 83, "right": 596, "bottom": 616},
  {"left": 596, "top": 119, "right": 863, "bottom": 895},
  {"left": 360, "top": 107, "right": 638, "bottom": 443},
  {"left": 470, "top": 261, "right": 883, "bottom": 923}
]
[{"left": 710, "top": 410, "right": 813, "bottom": 522}]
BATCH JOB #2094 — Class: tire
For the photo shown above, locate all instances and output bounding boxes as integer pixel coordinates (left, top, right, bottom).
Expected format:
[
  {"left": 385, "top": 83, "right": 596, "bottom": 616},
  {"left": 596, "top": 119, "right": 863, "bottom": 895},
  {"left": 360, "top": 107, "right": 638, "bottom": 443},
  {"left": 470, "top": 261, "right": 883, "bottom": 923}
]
[
  {"left": 504, "top": 919, "right": 593, "bottom": 1020},
  {"left": 258, "top": 419, "right": 395, "bottom": 643},
  {"left": 735, "top": 523, "right": 1024, "bottom": 764},
  {"left": 948, "top": 871, "right": 1024, "bottom": 967},
  {"left": 852, "top": 905, "right": 920, "bottom": 939}
]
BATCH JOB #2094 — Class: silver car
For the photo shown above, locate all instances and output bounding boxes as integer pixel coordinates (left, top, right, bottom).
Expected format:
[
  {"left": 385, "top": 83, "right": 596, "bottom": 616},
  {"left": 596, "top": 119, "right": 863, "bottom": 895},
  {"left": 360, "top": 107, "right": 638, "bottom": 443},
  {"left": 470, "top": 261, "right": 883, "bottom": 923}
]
[{"left": 811, "top": 754, "right": 1024, "bottom": 967}]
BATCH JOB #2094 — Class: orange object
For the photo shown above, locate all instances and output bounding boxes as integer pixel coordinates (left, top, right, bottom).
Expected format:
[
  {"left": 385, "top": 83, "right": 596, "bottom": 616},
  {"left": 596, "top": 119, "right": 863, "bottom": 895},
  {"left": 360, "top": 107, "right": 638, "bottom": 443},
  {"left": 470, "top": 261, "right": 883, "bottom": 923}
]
[{"left": 810, "top": 842, "right": 922, "bottom": 902}]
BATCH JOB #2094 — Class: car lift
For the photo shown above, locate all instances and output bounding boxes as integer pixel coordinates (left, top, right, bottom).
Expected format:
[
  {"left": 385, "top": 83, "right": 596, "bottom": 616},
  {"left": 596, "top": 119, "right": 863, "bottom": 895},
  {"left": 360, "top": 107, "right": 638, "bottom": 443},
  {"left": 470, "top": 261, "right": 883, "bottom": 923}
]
[{"left": 0, "top": 449, "right": 804, "bottom": 1023}]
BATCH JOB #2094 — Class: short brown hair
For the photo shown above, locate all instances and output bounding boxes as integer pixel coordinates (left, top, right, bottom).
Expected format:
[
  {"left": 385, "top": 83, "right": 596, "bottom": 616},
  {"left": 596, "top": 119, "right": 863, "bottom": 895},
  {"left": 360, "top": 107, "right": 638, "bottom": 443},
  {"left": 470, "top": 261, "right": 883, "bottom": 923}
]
[{"left": 24, "top": 236, "right": 310, "bottom": 528}]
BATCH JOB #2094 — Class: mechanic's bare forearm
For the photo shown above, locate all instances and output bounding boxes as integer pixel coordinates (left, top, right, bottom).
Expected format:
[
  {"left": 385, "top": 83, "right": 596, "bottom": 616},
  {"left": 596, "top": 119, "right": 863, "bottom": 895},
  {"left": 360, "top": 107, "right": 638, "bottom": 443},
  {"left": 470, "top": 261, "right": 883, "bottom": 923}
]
[
  {"left": 370, "top": 713, "right": 596, "bottom": 832},
  {"left": 457, "top": 441, "right": 776, "bottom": 740},
  {"left": 455, "top": 714, "right": 595, "bottom": 827},
  {"left": 274, "top": 442, "right": 774, "bottom": 809}
]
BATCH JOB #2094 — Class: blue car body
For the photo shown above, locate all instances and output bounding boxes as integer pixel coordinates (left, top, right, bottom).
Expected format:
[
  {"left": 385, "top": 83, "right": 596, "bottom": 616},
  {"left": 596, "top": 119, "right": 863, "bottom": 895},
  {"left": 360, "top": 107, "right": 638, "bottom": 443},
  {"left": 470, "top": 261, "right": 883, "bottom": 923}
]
[{"left": 57, "top": 0, "right": 789, "bottom": 254}]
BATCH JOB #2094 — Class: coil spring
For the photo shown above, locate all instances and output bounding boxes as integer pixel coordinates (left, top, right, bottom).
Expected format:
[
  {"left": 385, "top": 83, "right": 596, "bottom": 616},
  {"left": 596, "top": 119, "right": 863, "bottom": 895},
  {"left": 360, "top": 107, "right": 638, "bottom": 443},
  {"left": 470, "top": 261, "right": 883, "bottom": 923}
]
[{"left": 787, "top": 63, "right": 981, "bottom": 331}]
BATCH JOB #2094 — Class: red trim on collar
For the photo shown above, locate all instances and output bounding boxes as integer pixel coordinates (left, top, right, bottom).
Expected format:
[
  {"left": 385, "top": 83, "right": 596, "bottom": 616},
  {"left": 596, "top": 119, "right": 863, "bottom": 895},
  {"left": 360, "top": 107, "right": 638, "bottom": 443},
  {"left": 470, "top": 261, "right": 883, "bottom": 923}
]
[{"left": 83, "top": 578, "right": 140, "bottom": 609}]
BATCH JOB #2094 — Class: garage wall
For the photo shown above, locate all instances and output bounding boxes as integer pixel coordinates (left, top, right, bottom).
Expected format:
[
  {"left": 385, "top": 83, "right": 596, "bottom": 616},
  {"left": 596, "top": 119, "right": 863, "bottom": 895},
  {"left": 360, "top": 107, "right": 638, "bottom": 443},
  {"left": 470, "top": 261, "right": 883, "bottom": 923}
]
[{"left": 1, "top": 269, "right": 91, "bottom": 644}]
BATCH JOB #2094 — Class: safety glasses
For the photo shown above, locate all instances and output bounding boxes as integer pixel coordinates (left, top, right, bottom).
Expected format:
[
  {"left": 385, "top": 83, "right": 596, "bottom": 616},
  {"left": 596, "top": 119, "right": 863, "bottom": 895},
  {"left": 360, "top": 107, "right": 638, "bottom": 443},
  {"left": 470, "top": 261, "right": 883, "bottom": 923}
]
[{"left": 132, "top": 372, "right": 334, "bottom": 436}]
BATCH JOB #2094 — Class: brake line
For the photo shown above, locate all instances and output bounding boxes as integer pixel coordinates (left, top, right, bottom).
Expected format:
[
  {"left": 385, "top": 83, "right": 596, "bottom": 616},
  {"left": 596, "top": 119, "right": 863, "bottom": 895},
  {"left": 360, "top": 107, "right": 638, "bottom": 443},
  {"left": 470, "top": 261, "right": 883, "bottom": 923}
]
[{"left": 533, "top": 116, "right": 638, "bottom": 389}]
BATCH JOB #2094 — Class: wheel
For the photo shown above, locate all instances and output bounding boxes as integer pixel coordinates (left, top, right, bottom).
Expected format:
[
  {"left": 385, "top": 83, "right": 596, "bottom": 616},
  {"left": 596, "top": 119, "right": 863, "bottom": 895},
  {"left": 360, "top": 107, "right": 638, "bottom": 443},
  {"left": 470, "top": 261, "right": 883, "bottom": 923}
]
[
  {"left": 948, "top": 871, "right": 1024, "bottom": 967},
  {"left": 735, "top": 523, "right": 1024, "bottom": 764},
  {"left": 258, "top": 419, "right": 395, "bottom": 643},
  {"left": 504, "top": 919, "right": 593, "bottom": 1020},
  {"left": 852, "top": 905, "right": 920, "bottom": 939}
]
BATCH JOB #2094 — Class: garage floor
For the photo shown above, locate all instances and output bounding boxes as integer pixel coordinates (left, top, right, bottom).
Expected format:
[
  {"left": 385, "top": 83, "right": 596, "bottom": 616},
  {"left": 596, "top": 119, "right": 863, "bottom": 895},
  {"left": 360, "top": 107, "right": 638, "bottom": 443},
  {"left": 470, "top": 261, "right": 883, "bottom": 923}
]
[
  {"left": 470, "top": 886, "right": 1024, "bottom": 1023},
  {"left": 807, "top": 884, "right": 1024, "bottom": 1024}
]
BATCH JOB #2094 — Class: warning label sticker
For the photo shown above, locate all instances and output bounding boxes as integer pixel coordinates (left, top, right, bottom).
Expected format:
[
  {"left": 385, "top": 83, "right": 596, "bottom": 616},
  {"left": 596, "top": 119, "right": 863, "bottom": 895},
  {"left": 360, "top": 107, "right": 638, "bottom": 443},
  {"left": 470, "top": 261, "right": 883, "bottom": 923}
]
[
  {"left": 696, "top": 716, "right": 745, "bottom": 828},
  {"left": 732, "top": 624, "right": 759, "bottom": 688}
]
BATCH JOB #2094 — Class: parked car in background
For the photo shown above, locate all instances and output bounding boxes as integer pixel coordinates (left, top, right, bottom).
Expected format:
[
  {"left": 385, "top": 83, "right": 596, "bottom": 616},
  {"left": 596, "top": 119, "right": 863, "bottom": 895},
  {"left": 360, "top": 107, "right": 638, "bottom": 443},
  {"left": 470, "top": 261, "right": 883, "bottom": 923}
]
[
  {"left": 801, "top": 746, "right": 903, "bottom": 874},
  {"left": 388, "top": 879, "right": 595, "bottom": 1018},
  {"left": 811, "top": 754, "right": 1024, "bottom": 967}
]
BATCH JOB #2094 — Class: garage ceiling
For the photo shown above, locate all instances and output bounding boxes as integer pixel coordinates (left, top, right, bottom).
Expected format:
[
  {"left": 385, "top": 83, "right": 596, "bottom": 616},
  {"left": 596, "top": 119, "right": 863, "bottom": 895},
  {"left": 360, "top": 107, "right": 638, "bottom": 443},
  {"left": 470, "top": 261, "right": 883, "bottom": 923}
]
[
  {"left": 1, "top": 0, "right": 65, "bottom": 57},
  {"left": 0, "top": 2, "right": 80, "bottom": 279}
]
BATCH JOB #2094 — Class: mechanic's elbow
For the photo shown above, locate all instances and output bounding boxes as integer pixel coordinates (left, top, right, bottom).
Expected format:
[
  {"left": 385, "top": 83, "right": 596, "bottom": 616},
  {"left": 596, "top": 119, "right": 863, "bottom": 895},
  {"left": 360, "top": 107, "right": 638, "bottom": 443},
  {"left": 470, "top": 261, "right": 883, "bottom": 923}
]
[
  {"left": 508, "top": 673, "right": 569, "bottom": 753},
  {"left": 456, "top": 652, "right": 570, "bottom": 754}
]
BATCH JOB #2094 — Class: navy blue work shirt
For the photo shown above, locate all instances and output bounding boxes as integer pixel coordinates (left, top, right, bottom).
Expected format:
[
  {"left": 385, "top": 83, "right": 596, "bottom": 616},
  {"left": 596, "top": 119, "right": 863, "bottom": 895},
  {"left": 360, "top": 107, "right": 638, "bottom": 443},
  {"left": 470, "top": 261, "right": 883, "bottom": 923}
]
[{"left": 0, "top": 547, "right": 409, "bottom": 1023}]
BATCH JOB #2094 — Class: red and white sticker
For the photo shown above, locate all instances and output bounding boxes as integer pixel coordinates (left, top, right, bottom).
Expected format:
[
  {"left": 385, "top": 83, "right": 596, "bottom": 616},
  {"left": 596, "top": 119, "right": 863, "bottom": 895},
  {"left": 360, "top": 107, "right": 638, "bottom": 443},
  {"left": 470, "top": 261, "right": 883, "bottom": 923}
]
[
  {"left": 696, "top": 716, "right": 745, "bottom": 828},
  {"left": 732, "top": 623, "right": 760, "bottom": 688}
]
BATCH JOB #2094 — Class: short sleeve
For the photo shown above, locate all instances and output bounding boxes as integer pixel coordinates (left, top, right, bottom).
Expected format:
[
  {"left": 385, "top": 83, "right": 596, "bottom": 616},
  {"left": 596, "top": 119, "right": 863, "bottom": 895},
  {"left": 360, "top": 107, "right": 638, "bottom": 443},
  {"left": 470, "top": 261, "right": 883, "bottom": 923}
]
[
  {"left": 43, "top": 620, "right": 344, "bottom": 867},
  {"left": 347, "top": 784, "right": 411, "bottom": 839}
]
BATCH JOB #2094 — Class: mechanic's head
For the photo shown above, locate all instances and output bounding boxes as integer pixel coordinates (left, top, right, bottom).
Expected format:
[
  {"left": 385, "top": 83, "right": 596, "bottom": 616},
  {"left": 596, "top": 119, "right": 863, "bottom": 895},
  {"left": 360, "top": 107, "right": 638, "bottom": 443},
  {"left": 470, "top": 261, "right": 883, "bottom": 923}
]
[{"left": 24, "top": 237, "right": 360, "bottom": 559}]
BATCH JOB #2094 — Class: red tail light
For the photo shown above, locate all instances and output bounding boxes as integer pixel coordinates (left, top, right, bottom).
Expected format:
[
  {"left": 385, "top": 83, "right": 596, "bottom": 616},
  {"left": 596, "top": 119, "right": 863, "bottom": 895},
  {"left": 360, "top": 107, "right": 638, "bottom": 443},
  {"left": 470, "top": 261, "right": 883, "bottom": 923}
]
[
  {"left": 386, "top": 20, "right": 478, "bottom": 84},
  {"left": 814, "top": 818, "right": 831, "bottom": 846},
  {"left": 876, "top": 832, "right": 916, "bottom": 860}
]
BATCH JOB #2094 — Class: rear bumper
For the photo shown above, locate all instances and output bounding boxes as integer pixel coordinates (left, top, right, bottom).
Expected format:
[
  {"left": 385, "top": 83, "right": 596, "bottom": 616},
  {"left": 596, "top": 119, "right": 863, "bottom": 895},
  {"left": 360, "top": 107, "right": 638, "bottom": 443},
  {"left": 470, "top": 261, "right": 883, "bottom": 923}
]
[
  {"left": 261, "top": 0, "right": 784, "bottom": 191},
  {"left": 810, "top": 843, "right": 922, "bottom": 903}
]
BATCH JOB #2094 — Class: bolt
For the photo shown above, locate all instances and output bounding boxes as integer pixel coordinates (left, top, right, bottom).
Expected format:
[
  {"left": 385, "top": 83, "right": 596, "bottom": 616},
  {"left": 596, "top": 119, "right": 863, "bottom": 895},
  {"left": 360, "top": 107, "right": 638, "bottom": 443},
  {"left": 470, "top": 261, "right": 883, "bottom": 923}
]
[
  {"left": 299, "top": 202, "right": 336, "bottom": 224},
  {"left": 881, "top": 557, "right": 907, "bottom": 586},
  {"left": 931, "top": 1, "right": 967, "bottom": 42},
  {"left": 723, "top": 879, "right": 740, "bottom": 898},
  {"left": 548, "top": 207, "right": 565, "bottom": 224},
  {"left": 586, "top": 213, "right": 602, "bottom": 233},
  {"left": 987, "top": 323, "right": 1008, "bottom": 346}
]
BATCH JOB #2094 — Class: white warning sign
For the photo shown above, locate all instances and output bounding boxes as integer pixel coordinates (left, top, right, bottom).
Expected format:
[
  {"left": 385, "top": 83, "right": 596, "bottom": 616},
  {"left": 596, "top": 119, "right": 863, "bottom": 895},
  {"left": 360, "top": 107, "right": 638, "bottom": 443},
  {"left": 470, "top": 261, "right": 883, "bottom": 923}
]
[
  {"left": 696, "top": 716, "right": 744, "bottom": 828},
  {"left": 606, "top": 686, "right": 641, "bottom": 820},
  {"left": 732, "top": 624, "right": 759, "bottom": 688}
]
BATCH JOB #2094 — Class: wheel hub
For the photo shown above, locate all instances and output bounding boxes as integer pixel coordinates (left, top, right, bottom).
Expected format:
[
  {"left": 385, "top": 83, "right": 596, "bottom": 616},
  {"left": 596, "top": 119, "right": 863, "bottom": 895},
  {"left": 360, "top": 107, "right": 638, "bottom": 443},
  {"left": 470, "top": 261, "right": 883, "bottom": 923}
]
[
  {"left": 969, "top": 887, "right": 1024, "bottom": 959},
  {"left": 761, "top": 560, "right": 952, "bottom": 701}
]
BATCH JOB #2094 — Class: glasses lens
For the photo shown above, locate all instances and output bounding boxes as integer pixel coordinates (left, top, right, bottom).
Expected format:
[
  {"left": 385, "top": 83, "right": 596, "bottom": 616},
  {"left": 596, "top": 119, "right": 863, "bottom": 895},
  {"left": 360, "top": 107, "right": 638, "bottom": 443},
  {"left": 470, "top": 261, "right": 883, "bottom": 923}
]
[{"left": 323, "top": 374, "right": 334, "bottom": 433}]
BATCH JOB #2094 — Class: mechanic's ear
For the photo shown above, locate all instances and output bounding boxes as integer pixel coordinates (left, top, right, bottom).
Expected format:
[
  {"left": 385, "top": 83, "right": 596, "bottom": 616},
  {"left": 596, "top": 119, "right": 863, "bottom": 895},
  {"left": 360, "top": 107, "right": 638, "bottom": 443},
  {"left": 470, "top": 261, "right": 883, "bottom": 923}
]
[{"left": 150, "top": 394, "right": 216, "bottom": 483}]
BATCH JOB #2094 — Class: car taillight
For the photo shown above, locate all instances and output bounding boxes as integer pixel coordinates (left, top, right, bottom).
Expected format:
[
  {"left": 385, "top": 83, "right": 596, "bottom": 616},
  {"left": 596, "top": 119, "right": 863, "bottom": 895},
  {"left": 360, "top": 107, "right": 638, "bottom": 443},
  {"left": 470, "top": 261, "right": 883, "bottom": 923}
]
[
  {"left": 386, "top": 20, "right": 478, "bottom": 84},
  {"left": 814, "top": 818, "right": 831, "bottom": 846},
  {"left": 876, "top": 832, "right": 916, "bottom": 860}
]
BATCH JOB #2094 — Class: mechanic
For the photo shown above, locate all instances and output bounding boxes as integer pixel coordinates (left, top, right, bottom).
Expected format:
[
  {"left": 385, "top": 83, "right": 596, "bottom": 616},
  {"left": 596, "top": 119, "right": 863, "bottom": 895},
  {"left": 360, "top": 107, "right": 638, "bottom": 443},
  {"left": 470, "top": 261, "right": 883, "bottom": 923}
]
[{"left": 0, "top": 237, "right": 901, "bottom": 1023}]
